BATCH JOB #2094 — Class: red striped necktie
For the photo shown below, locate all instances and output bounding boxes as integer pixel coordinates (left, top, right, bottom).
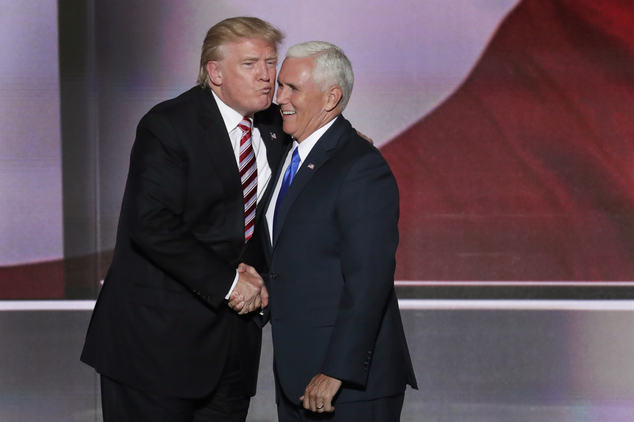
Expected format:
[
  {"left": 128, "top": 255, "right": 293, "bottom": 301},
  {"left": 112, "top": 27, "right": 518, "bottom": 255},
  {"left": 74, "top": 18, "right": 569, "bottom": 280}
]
[{"left": 238, "top": 118, "right": 257, "bottom": 242}]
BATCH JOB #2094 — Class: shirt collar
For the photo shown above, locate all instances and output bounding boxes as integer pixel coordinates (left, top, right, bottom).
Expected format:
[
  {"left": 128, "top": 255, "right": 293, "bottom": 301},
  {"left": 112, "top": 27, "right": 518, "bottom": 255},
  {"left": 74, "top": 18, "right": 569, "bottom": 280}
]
[
  {"left": 212, "top": 90, "right": 252, "bottom": 132},
  {"left": 296, "top": 116, "right": 339, "bottom": 161}
]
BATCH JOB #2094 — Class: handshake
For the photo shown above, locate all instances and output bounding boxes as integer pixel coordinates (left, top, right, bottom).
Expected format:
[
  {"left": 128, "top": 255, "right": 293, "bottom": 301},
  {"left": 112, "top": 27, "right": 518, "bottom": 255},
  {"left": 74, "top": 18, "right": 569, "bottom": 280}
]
[{"left": 227, "top": 263, "right": 268, "bottom": 315}]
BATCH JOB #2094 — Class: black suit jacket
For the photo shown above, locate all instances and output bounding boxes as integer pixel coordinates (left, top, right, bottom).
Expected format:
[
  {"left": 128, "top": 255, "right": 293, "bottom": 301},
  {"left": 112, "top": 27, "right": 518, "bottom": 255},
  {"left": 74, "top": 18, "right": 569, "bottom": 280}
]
[
  {"left": 81, "top": 86, "right": 290, "bottom": 399},
  {"left": 261, "top": 116, "right": 417, "bottom": 404}
]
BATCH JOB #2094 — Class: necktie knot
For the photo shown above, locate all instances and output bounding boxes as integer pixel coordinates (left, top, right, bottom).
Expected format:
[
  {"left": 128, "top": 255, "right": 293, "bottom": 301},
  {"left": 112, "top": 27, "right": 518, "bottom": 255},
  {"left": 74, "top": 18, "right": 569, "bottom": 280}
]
[
  {"left": 238, "top": 118, "right": 251, "bottom": 136},
  {"left": 288, "top": 148, "right": 301, "bottom": 179}
]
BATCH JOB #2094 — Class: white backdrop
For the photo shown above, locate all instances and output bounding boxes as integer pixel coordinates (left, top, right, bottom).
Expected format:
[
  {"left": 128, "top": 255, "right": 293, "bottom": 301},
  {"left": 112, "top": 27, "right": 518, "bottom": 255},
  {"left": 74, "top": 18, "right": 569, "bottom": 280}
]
[{"left": 0, "top": 0, "right": 521, "bottom": 267}]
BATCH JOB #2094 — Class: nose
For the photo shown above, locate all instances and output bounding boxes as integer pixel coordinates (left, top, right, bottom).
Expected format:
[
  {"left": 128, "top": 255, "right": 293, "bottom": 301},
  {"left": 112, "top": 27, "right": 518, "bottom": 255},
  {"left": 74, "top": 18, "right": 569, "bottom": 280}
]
[
  {"left": 256, "top": 60, "right": 269, "bottom": 81},
  {"left": 276, "top": 85, "right": 288, "bottom": 104}
]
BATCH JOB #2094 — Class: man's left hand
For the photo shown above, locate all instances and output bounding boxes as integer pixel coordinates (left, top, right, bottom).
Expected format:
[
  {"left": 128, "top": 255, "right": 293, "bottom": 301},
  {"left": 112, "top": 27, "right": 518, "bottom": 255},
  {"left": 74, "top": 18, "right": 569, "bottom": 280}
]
[{"left": 299, "top": 374, "right": 342, "bottom": 413}]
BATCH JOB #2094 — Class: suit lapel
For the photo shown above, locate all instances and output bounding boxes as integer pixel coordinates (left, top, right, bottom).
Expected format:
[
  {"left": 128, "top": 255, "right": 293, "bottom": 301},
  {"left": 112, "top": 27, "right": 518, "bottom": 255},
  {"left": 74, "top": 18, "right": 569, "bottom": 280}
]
[
  {"left": 196, "top": 88, "right": 243, "bottom": 199},
  {"left": 261, "top": 139, "right": 291, "bottom": 256},
  {"left": 194, "top": 88, "right": 246, "bottom": 258},
  {"left": 272, "top": 117, "right": 350, "bottom": 247},
  {"left": 254, "top": 113, "right": 289, "bottom": 224}
]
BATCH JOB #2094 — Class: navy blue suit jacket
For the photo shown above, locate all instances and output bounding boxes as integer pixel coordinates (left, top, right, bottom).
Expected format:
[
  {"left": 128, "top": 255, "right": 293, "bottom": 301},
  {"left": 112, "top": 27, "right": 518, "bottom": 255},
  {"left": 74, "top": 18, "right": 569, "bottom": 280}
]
[{"left": 261, "top": 116, "right": 418, "bottom": 404}]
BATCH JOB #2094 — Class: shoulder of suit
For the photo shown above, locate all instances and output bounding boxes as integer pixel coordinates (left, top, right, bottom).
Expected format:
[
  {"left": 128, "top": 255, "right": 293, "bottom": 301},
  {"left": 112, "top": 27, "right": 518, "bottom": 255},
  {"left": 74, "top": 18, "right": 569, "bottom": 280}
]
[
  {"left": 147, "top": 86, "right": 204, "bottom": 115},
  {"left": 141, "top": 86, "right": 204, "bottom": 124},
  {"left": 339, "top": 119, "right": 380, "bottom": 156}
]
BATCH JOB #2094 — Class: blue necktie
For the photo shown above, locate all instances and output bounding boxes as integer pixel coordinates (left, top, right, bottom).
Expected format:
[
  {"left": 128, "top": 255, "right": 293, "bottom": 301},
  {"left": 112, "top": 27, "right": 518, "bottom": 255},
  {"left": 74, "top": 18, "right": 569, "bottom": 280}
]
[{"left": 273, "top": 147, "right": 300, "bottom": 234}]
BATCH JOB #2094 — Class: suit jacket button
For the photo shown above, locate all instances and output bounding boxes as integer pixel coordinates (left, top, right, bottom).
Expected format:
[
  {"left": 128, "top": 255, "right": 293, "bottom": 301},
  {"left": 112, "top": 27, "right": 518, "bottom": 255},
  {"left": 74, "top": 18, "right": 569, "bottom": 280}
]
[{"left": 270, "top": 272, "right": 277, "bottom": 278}]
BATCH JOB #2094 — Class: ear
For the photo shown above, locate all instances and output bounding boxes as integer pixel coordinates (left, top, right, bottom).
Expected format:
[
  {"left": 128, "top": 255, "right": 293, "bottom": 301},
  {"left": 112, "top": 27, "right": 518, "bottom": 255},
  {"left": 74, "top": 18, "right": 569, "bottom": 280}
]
[
  {"left": 207, "top": 61, "right": 222, "bottom": 86},
  {"left": 324, "top": 86, "right": 343, "bottom": 112}
]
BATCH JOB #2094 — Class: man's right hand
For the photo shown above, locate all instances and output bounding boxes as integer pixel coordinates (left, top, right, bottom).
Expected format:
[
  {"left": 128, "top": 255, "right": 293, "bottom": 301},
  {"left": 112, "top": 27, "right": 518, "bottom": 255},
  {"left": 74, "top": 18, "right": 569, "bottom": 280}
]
[{"left": 228, "top": 264, "right": 268, "bottom": 315}]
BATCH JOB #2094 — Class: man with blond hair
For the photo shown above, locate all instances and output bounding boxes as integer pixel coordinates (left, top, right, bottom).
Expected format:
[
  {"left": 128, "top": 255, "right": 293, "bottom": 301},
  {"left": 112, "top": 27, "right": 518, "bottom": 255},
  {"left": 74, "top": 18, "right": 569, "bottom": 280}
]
[{"left": 81, "top": 17, "right": 290, "bottom": 421}]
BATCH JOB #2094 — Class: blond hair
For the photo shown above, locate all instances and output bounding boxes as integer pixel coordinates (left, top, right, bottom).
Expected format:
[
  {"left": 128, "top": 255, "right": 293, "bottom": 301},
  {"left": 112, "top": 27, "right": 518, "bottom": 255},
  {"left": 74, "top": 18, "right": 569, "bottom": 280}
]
[{"left": 197, "top": 17, "right": 285, "bottom": 88}]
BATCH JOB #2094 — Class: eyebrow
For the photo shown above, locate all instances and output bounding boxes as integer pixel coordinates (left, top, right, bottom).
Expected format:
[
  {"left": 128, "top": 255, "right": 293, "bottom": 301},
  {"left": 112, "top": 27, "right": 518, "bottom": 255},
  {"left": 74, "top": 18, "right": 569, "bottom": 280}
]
[
  {"left": 242, "top": 54, "right": 278, "bottom": 62},
  {"left": 279, "top": 81, "right": 299, "bottom": 91}
]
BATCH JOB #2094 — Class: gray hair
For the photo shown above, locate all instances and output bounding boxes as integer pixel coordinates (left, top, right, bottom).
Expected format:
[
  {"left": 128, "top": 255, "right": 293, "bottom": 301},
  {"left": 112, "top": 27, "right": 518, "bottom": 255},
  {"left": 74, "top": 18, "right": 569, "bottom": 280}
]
[{"left": 286, "top": 41, "right": 354, "bottom": 112}]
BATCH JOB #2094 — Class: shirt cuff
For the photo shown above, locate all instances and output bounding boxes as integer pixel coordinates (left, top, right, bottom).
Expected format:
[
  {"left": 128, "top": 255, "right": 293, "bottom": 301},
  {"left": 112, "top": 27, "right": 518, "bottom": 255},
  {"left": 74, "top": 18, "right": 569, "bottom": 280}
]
[{"left": 225, "top": 270, "right": 240, "bottom": 300}]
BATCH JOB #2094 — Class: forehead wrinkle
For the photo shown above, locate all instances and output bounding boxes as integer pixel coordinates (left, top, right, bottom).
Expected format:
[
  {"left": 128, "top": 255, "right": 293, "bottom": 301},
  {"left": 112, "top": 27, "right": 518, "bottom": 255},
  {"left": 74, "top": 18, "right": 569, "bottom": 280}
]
[{"left": 239, "top": 52, "right": 278, "bottom": 62}]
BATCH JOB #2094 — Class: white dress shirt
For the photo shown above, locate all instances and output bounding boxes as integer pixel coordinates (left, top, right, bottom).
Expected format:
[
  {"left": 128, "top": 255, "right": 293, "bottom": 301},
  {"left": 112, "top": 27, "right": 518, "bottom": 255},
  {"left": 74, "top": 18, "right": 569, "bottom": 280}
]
[
  {"left": 266, "top": 117, "right": 339, "bottom": 244},
  {"left": 212, "top": 91, "right": 272, "bottom": 200},
  {"left": 212, "top": 91, "right": 273, "bottom": 298}
]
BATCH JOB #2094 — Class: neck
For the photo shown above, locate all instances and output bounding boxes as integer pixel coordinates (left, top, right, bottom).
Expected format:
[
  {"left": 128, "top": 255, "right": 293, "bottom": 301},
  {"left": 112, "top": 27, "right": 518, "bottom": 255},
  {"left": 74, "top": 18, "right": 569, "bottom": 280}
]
[{"left": 297, "top": 112, "right": 340, "bottom": 143}]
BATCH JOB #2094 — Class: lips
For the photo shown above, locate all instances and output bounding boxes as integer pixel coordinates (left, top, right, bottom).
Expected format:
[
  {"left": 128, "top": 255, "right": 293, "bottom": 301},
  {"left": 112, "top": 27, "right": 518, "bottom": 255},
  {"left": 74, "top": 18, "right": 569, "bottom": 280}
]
[{"left": 281, "top": 110, "right": 296, "bottom": 116}]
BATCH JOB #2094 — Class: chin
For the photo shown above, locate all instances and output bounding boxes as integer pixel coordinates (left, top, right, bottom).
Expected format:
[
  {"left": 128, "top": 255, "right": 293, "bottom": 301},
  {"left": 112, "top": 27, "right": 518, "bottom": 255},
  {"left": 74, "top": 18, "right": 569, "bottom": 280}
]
[
  {"left": 256, "top": 99, "right": 272, "bottom": 112},
  {"left": 281, "top": 122, "right": 294, "bottom": 133}
]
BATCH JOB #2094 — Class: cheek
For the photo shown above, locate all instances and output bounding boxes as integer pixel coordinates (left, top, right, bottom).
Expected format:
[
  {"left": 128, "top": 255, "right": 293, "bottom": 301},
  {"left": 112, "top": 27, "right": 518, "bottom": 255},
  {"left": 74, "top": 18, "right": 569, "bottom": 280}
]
[
  {"left": 234, "top": 71, "right": 250, "bottom": 88},
  {"left": 283, "top": 114, "right": 298, "bottom": 130}
]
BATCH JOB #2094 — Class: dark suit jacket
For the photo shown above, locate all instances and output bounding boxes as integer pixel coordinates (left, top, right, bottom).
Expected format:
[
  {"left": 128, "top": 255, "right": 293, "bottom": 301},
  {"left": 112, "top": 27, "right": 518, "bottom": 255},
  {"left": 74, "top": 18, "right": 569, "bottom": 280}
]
[
  {"left": 261, "top": 116, "right": 418, "bottom": 404},
  {"left": 81, "top": 86, "right": 289, "bottom": 399}
]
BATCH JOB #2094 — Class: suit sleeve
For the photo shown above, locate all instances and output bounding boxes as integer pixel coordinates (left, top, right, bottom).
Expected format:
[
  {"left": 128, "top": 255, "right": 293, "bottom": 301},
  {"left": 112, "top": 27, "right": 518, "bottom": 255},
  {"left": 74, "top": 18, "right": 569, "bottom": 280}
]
[
  {"left": 320, "top": 148, "right": 400, "bottom": 386},
  {"left": 126, "top": 112, "right": 236, "bottom": 308}
]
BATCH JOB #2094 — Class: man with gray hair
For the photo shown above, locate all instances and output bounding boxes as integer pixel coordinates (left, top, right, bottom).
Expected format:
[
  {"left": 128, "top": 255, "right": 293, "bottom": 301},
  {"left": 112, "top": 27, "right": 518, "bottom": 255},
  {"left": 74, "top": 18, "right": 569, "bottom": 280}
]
[{"left": 254, "top": 41, "right": 418, "bottom": 421}]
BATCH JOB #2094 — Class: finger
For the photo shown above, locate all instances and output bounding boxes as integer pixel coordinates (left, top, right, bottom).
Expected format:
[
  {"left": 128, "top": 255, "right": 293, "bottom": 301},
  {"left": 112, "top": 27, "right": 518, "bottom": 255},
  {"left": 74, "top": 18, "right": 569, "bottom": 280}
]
[
  {"left": 260, "top": 286, "right": 269, "bottom": 308},
  {"left": 238, "top": 302, "right": 252, "bottom": 315},
  {"left": 227, "top": 292, "right": 244, "bottom": 309},
  {"left": 243, "top": 294, "right": 259, "bottom": 311},
  {"left": 231, "top": 301, "right": 245, "bottom": 311},
  {"left": 309, "top": 389, "right": 319, "bottom": 412},
  {"left": 323, "top": 396, "right": 334, "bottom": 412},
  {"left": 239, "top": 264, "right": 256, "bottom": 276},
  {"left": 240, "top": 297, "right": 259, "bottom": 315},
  {"left": 316, "top": 401, "right": 326, "bottom": 413},
  {"left": 228, "top": 289, "right": 243, "bottom": 302},
  {"left": 244, "top": 265, "right": 259, "bottom": 276},
  {"left": 302, "top": 391, "right": 310, "bottom": 410}
]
